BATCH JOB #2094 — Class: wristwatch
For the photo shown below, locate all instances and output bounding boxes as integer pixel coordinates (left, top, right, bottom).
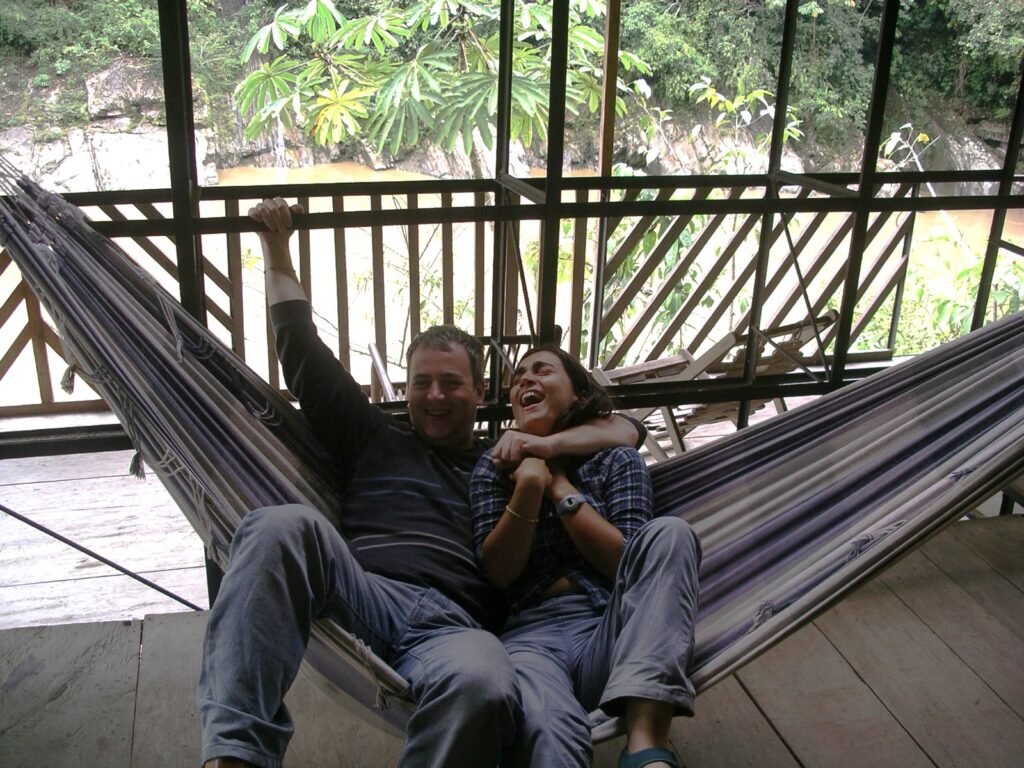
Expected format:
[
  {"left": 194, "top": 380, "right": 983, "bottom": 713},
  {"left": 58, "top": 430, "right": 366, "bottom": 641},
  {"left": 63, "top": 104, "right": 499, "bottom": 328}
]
[{"left": 556, "top": 494, "right": 584, "bottom": 516}]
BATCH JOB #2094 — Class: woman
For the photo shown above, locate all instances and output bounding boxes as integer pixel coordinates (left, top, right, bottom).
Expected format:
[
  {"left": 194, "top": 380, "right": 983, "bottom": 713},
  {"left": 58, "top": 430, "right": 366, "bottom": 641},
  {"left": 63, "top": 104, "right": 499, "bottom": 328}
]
[{"left": 470, "top": 345, "right": 702, "bottom": 768}]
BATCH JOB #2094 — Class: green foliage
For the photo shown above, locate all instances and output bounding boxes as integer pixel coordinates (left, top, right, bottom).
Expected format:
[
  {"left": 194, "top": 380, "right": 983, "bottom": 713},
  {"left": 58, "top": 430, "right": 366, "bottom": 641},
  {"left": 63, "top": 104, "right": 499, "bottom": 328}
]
[
  {"left": 0, "top": 1, "right": 251, "bottom": 136},
  {"left": 234, "top": 0, "right": 654, "bottom": 157},
  {"left": 894, "top": 0, "right": 1024, "bottom": 118}
]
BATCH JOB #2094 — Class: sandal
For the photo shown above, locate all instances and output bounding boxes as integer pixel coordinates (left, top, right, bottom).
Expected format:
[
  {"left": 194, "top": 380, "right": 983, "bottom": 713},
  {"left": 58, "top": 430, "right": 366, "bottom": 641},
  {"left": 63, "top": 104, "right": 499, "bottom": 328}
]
[{"left": 618, "top": 746, "right": 680, "bottom": 768}]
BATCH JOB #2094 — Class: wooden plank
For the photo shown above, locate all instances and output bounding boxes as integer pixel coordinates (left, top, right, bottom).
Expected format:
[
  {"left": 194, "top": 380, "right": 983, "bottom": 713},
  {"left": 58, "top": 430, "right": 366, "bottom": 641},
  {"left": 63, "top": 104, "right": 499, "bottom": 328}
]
[
  {"left": 475, "top": 191, "right": 487, "bottom": 337},
  {"left": 816, "top": 577, "right": 1024, "bottom": 768},
  {"left": 0, "top": 448, "right": 136, "bottom": 483},
  {"left": 441, "top": 192, "right": 454, "bottom": 326},
  {"left": 880, "top": 547, "right": 1024, "bottom": 717},
  {"left": 131, "top": 611, "right": 403, "bottom": 767},
  {"left": 921, "top": 518, "right": 1024, "bottom": 642},
  {"left": 132, "top": 612, "right": 209, "bottom": 768},
  {"left": 672, "top": 675, "right": 799, "bottom": 768},
  {"left": 225, "top": 199, "right": 246, "bottom": 357},
  {"left": 0, "top": 620, "right": 141, "bottom": 768},
  {"left": 297, "top": 195, "right": 312, "bottom": 302},
  {"left": 942, "top": 515, "right": 1024, "bottom": 592},
  {"left": 407, "top": 194, "right": 421, "bottom": 340},
  {"left": 332, "top": 195, "right": 351, "bottom": 368},
  {"left": 594, "top": 674, "right": 798, "bottom": 768},
  {"left": 0, "top": 568, "right": 206, "bottom": 631},
  {"left": 286, "top": 663, "right": 404, "bottom": 766},
  {"left": 738, "top": 622, "right": 932, "bottom": 768}
]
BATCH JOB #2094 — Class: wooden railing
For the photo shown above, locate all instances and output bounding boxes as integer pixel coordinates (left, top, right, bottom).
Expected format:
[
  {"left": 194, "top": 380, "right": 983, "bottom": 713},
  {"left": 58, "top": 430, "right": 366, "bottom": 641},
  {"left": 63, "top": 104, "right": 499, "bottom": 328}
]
[{"left": 0, "top": 171, "right": 999, "bottom": 419}]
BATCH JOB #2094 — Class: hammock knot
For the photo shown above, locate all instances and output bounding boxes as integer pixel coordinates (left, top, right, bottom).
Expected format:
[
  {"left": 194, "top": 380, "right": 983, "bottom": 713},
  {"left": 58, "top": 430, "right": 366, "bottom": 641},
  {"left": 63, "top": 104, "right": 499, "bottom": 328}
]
[
  {"left": 129, "top": 452, "right": 146, "bottom": 480},
  {"left": 60, "top": 364, "right": 79, "bottom": 394},
  {"left": 847, "top": 520, "right": 907, "bottom": 563},
  {"left": 751, "top": 600, "right": 778, "bottom": 630},
  {"left": 353, "top": 637, "right": 390, "bottom": 711},
  {"left": 949, "top": 466, "right": 977, "bottom": 481}
]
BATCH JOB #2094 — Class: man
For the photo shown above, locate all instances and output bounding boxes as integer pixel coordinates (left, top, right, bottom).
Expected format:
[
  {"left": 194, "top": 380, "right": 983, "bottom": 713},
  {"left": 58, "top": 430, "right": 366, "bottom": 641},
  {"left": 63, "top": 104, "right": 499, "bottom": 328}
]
[{"left": 197, "top": 198, "right": 641, "bottom": 768}]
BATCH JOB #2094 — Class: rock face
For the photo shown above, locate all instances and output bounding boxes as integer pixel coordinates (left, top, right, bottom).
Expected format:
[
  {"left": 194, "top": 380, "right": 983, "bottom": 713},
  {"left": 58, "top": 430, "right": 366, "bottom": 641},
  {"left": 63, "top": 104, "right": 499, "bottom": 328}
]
[
  {"left": 1, "top": 59, "right": 215, "bottom": 192},
  {"left": 85, "top": 59, "right": 165, "bottom": 121},
  {"left": 0, "top": 59, "right": 1008, "bottom": 193}
]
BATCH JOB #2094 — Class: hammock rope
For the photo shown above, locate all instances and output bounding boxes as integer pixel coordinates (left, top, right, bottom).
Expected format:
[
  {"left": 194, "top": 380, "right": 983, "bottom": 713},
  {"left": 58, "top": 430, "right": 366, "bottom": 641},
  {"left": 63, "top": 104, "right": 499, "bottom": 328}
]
[{"left": 2, "top": 162, "right": 1022, "bottom": 741}]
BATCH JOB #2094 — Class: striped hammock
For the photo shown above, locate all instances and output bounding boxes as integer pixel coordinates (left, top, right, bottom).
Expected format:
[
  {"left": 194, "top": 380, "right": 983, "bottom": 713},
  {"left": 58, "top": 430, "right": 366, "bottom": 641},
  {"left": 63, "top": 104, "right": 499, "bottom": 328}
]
[{"left": 2, "top": 164, "right": 1022, "bottom": 741}]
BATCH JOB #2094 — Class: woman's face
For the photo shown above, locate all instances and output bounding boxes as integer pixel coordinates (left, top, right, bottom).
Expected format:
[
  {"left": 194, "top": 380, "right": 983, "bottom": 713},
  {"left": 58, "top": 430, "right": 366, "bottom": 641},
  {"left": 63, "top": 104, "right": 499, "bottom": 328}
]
[{"left": 509, "top": 350, "right": 580, "bottom": 437}]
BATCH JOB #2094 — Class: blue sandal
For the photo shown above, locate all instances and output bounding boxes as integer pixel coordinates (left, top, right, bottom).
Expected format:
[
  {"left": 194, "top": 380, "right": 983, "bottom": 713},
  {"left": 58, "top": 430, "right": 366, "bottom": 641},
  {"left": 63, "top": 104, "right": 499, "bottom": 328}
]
[{"left": 618, "top": 746, "right": 680, "bottom": 768}]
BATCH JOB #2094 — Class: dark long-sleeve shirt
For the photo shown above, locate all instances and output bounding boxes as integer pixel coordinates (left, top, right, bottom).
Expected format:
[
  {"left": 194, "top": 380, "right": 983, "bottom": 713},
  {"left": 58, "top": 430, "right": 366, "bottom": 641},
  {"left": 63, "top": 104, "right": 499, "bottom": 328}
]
[{"left": 271, "top": 300, "right": 501, "bottom": 627}]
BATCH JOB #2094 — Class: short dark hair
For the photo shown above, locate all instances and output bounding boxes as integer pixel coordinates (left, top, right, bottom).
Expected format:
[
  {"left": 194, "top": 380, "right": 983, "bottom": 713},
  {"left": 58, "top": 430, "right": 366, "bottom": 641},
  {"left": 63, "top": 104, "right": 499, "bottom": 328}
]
[
  {"left": 406, "top": 325, "right": 485, "bottom": 386},
  {"left": 519, "top": 344, "right": 614, "bottom": 432}
]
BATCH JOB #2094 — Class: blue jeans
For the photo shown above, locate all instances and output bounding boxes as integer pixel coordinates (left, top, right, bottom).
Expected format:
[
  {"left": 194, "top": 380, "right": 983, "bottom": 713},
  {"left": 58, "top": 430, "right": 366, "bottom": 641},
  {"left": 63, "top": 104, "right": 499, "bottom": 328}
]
[
  {"left": 500, "top": 517, "right": 702, "bottom": 768},
  {"left": 197, "top": 504, "right": 520, "bottom": 768}
]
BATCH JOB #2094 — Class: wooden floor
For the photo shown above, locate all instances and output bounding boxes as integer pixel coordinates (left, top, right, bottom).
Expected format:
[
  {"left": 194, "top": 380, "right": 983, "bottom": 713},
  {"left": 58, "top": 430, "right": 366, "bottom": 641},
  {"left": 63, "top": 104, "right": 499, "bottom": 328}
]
[
  {"left": 2, "top": 452, "right": 1023, "bottom": 767},
  {"left": 0, "top": 449, "right": 209, "bottom": 629}
]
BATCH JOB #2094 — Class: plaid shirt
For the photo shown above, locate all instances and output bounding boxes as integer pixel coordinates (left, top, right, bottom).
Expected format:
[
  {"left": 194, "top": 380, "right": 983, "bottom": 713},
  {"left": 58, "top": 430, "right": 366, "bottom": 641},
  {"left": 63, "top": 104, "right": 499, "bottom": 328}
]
[{"left": 470, "top": 446, "right": 653, "bottom": 614}]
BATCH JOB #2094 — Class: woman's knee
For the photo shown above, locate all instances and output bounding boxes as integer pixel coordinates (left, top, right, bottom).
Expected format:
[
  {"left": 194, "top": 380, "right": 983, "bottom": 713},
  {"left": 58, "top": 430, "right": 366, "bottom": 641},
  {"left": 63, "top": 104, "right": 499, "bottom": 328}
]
[{"left": 631, "top": 517, "right": 701, "bottom": 562}]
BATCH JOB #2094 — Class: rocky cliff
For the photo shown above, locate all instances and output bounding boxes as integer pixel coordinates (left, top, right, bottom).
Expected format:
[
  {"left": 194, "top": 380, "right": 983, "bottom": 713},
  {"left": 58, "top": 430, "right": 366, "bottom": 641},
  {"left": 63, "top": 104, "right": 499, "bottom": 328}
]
[{"left": 0, "top": 59, "right": 1006, "bottom": 195}]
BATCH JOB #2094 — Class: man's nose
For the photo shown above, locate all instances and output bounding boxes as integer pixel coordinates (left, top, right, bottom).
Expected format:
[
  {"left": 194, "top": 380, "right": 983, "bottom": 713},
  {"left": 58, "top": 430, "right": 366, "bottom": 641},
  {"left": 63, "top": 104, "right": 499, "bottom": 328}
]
[{"left": 426, "top": 380, "right": 444, "bottom": 398}]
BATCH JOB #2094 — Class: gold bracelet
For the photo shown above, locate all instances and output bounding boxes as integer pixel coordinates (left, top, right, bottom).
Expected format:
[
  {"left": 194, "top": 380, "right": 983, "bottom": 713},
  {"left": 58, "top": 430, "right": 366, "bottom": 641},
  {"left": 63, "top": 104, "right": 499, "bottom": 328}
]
[{"left": 505, "top": 505, "right": 538, "bottom": 524}]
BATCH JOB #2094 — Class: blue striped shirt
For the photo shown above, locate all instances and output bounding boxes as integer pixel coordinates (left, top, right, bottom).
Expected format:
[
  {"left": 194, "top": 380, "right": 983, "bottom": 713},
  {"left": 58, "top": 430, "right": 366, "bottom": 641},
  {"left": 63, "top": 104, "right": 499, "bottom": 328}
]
[{"left": 470, "top": 446, "right": 653, "bottom": 614}]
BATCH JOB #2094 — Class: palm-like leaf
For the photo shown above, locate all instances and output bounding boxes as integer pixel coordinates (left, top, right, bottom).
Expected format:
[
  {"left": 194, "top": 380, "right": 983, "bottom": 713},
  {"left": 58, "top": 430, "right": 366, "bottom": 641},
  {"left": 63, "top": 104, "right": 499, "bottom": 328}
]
[
  {"left": 310, "top": 80, "right": 377, "bottom": 143},
  {"left": 235, "top": 56, "right": 303, "bottom": 139},
  {"left": 367, "top": 44, "right": 453, "bottom": 154},
  {"left": 298, "top": 0, "right": 345, "bottom": 44},
  {"left": 241, "top": 6, "right": 303, "bottom": 62},
  {"left": 331, "top": 12, "right": 411, "bottom": 54}
]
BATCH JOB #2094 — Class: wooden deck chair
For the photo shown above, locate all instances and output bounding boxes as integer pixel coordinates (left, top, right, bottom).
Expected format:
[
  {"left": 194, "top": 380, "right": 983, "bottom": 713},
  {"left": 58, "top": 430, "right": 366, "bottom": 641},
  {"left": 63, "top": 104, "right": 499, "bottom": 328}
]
[
  {"left": 598, "top": 312, "right": 838, "bottom": 460},
  {"left": 594, "top": 333, "right": 738, "bottom": 461},
  {"left": 671, "top": 311, "right": 838, "bottom": 446}
]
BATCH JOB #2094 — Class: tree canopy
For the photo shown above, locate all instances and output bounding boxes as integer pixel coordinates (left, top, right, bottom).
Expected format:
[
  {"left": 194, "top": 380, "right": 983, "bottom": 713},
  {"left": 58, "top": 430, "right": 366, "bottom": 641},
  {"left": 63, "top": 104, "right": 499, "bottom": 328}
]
[{"left": 234, "top": 0, "right": 654, "bottom": 156}]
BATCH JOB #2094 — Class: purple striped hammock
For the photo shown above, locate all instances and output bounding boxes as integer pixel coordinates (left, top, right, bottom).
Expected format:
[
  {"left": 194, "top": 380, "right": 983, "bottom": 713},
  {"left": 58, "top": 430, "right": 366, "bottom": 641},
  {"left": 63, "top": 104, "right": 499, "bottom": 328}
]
[{"left": 2, "top": 165, "right": 1022, "bottom": 741}]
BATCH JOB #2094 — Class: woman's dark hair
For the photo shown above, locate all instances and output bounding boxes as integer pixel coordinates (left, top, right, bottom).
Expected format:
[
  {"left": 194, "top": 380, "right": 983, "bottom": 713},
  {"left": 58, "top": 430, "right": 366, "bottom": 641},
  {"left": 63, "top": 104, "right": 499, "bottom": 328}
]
[{"left": 519, "top": 343, "right": 614, "bottom": 432}]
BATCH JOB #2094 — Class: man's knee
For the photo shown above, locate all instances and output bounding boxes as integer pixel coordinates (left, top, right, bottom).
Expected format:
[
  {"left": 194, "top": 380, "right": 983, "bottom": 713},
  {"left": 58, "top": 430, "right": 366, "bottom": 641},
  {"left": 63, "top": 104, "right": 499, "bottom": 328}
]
[
  {"left": 227, "top": 504, "right": 339, "bottom": 573},
  {"left": 442, "top": 632, "right": 518, "bottom": 708},
  {"left": 242, "top": 503, "right": 322, "bottom": 536},
  {"left": 233, "top": 504, "right": 327, "bottom": 550}
]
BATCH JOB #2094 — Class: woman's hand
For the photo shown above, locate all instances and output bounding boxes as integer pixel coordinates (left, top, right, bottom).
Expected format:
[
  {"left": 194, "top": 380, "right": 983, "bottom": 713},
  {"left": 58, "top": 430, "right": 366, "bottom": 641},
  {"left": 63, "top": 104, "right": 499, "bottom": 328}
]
[{"left": 513, "top": 456, "right": 552, "bottom": 489}]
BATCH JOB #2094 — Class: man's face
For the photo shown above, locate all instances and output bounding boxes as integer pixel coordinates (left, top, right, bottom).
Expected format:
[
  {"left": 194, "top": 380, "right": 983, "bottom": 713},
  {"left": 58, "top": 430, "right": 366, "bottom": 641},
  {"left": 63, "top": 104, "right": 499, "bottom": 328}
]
[{"left": 407, "top": 344, "right": 484, "bottom": 450}]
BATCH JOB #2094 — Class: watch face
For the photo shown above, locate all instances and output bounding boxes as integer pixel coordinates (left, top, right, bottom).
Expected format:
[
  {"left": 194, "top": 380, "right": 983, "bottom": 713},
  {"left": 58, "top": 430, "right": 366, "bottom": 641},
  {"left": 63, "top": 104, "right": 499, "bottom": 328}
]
[{"left": 559, "top": 495, "right": 582, "bottom": 514}]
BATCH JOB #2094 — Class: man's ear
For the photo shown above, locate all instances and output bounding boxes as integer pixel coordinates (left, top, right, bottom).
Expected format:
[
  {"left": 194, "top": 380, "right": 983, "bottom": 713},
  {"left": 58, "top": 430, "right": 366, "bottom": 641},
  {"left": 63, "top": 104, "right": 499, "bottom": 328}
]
[{"left": 475, "top": 381, "right": 485, "bottom": 405}]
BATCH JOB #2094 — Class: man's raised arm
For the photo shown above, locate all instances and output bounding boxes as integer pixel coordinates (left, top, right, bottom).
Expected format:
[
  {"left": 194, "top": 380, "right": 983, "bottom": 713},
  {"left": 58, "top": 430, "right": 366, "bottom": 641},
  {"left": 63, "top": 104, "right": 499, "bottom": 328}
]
[{"left": 249, "top": 197, "right": 308, "bottom": 306}]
